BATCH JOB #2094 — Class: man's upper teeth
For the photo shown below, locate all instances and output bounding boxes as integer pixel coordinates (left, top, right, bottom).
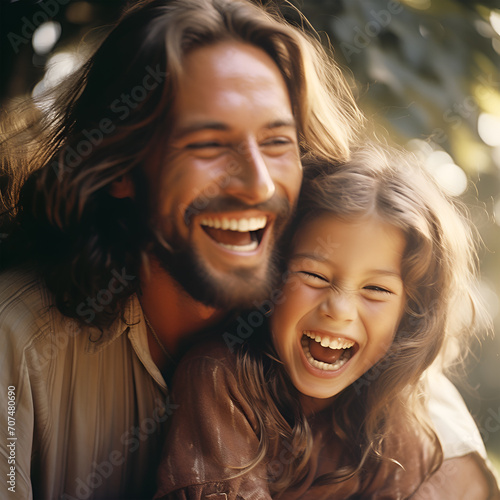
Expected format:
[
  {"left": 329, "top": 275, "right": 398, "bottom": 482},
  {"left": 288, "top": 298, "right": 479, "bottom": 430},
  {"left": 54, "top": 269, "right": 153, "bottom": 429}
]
[
  {"left": 200, "top": 216, "right": 267, "bottom": 232},
  {"left": 304, "top": 330, "right": 354, "bottom": 350}
]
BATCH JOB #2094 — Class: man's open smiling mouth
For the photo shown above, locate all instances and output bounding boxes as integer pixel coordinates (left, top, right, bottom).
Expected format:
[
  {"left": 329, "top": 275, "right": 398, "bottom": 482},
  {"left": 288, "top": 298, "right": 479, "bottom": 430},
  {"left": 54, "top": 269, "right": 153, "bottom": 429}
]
[{"left": 200, "top": 216, "right": 268, "bottom": 252}]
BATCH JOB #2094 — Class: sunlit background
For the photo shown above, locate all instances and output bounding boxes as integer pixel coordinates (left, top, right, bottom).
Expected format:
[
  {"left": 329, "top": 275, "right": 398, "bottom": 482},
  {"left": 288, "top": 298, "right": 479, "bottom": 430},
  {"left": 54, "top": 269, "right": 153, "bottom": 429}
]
[{"left": 1, "top": 0, "right": 500, "bottom": 474}]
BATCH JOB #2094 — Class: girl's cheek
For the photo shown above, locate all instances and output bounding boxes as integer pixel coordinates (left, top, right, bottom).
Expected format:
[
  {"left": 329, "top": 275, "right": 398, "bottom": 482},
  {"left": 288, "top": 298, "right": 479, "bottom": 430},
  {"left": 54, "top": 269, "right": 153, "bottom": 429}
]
[{"left": 282, "top": 273, "right": 302, "bottom": 293}]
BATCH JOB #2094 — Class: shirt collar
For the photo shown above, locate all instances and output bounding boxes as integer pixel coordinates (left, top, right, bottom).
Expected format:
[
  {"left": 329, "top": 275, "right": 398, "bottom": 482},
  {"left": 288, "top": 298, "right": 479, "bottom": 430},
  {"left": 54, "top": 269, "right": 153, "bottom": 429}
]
[{"left": 84, "top": 294, "right": 167, "bottom": 391}]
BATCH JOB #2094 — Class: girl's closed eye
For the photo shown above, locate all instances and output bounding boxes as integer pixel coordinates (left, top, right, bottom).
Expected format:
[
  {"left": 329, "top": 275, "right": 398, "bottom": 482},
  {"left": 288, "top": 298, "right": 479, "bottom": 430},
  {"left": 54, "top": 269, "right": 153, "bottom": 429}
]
[
  {"left": 362, "top": 285, "right": 398, "bottom": 302},
  {"left": 363, "top": 285, "right": 393, "bottom": 294},
  {"left": 293, "top": 270, "right": 331, "bottom": 288},
  {"left": 297, "top": 271, "right": 330, "bottom": 286}
]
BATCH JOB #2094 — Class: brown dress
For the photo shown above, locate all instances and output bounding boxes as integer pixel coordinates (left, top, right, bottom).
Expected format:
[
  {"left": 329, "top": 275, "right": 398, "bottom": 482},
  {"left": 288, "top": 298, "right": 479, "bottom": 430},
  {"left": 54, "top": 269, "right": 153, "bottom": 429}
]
[{"left": 154, "top": 340, "right": 437, "bottom": 500}]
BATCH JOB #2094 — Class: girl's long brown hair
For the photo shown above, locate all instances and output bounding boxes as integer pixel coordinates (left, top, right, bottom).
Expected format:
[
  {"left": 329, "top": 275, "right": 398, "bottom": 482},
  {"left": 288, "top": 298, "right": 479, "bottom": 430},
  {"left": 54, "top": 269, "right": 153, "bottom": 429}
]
[{"left": 235, "top": 141, "right": 488, "bottom": 495}]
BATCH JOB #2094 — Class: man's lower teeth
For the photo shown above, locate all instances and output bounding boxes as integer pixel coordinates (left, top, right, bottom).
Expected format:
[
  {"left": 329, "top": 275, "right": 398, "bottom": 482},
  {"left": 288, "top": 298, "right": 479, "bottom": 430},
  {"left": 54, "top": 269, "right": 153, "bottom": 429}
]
[{"left": 218, "top": 240, "right": 258, "bottom": 252}]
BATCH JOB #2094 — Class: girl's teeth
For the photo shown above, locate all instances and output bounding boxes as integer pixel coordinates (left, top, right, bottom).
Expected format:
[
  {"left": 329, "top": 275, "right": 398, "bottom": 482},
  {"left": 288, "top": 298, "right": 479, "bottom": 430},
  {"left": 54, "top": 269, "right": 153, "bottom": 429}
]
[
  {"left": 301, "top": 336, "right": 350, "bottom": 372},
  {"left": 311, "top": 357, "right": 348, "bottom": 371},
  {"left": 303, "top": 330, "right": 355, "bottom": 350}
]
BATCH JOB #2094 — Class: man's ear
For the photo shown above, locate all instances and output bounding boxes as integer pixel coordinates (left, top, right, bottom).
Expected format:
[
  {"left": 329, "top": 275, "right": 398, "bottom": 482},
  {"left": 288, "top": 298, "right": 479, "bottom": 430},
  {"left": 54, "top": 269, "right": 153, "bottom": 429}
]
[{"left": 109, "top": 174, "right": 135, "bottom": 199}]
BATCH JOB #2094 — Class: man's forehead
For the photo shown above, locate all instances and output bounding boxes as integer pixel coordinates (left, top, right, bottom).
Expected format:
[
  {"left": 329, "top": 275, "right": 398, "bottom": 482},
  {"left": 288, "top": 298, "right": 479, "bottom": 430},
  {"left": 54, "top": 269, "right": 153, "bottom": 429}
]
[{"left": 176, "top": 42, "right": 292, "bottom": 98}]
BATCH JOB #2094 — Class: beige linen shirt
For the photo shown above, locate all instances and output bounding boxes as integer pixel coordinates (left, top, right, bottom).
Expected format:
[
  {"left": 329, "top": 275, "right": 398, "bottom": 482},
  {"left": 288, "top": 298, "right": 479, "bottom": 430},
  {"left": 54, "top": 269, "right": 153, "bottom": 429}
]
[{"left": 0, "top": 266, "right": 169, "bottom": 500}]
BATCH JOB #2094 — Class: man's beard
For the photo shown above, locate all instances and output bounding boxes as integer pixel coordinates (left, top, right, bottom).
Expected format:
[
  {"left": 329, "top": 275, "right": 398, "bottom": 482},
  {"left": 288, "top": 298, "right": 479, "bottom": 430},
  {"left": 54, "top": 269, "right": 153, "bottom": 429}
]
[
  {"left": 152, "top": 239, "right": 282, "bottom": 310},
  {"left": 150, "top": 196, "right": 293, "bottom": 310}
]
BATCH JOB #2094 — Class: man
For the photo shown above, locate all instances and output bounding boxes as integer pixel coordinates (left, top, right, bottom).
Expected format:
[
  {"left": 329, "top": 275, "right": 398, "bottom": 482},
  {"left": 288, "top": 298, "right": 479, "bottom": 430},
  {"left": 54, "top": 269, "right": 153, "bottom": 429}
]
[{"left": 0, "top": 0, "right": 494, "bottom": 499}]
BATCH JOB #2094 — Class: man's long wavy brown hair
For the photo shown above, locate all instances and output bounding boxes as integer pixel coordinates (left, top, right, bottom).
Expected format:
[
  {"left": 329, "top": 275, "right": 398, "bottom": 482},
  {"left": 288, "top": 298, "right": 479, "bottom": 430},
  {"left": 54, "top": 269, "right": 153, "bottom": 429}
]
[
  {"left": 234, "top": 142, "right": 488, "bottom": 495},
  {"left": 0, "top": 0, "right": 364, "bottom": 327}
]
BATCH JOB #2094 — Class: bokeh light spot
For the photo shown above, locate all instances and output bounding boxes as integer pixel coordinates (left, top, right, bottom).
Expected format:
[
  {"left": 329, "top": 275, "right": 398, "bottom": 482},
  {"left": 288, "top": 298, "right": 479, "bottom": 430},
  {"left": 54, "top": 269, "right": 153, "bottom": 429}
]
[
  {"left": 425, "top": 151, "right": 468, "bottom": 196},
  {"left": 425, "top": 150, "right": 454, "bottom": 169},
  {"left": 490, "top": 10, "right": 500, "bottom": 37},
  {"left": 475, "top": 19, "right": 495, "bottom": 38},
  {"left": 44, "top": 52, "right": 82, "bottom": 88},
  {"left": 32, "top": 21, "right": 62, "bottom": 55},
  {"left": 478, "top": 113, "right": 500, "bottom": 147},
  {"left": 433, "top": 163, "right": 468, "bottom": 196}
]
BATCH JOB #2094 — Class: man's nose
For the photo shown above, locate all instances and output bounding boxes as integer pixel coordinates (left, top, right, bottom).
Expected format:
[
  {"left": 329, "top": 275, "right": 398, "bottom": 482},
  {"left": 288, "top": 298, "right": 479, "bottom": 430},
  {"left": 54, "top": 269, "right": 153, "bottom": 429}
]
[
  {"left": 226, "top": 140, "right": 276, "bottom": 205},
  {"left": 320, "top": 289, "right": 357, "bottom": 323}
]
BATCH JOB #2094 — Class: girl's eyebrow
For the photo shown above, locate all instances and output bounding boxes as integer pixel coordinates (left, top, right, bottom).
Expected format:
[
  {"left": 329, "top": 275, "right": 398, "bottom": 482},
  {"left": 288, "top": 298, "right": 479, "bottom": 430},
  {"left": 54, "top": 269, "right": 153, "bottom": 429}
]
[
  {"left": 289, "top": 252, "right": 328, "bottom": 262},
  {"left": 369, "top": 269, "right": 402, "bottom": 279}
]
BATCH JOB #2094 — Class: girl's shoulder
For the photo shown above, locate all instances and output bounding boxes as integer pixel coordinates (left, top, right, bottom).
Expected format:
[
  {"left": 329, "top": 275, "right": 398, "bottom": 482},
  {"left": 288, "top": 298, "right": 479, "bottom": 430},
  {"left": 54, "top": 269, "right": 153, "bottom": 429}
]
[
  {"left": 178, "top": 336, "right": 237, "bottom": 366},
  {"left": 353, "top": 404, "right": 439, "bottom": 497},
  {"left": 172, "top": 334, "right": 253, "bottom": 397},
  {"left": 157, "top": 339, "right": 269, "bottom": 499},
  {"left": 172, "top": 337, "right": 241, "bottom": 394}
]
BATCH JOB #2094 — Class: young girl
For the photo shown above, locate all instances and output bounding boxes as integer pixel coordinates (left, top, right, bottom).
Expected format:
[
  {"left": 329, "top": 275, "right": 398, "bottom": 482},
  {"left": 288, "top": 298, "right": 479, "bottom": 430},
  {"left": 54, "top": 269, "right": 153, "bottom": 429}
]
[{"left": 154, "top": 143, "right": 498, "bottom": 499}]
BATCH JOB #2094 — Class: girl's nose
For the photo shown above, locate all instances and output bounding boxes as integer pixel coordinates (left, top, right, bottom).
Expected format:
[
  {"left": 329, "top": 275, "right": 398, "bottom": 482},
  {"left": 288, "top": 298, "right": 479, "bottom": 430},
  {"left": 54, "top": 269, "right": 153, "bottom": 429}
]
[{"left": 320, "top": 288, "right": 356, "bottom": 323}]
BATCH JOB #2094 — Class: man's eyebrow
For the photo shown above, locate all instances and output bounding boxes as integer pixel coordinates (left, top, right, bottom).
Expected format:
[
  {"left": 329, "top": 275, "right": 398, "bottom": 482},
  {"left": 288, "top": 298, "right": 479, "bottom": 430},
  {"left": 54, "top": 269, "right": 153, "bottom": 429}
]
[
  {"left": 172, "top": 121, "right": 230, "bottom": 139},
  {"left": 265, "top": 118, "right": 297, "bottom": 129},
  {"left": 173, "top": 118, "right": 297, "bottom": 140}
]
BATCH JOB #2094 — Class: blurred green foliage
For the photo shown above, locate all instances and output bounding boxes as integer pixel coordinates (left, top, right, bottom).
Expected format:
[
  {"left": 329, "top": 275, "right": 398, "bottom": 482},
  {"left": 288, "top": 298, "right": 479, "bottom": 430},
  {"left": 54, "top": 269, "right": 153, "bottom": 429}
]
[{"left": 297, "top": 0, "right": 500, "bottom": 171}]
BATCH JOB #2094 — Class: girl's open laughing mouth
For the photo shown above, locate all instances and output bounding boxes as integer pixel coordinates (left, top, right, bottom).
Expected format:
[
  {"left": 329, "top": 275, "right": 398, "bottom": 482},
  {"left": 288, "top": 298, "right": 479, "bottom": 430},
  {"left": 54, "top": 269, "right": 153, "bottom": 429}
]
[{"left": 301, "top": 331, "right": 358, "bottom": 372}]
